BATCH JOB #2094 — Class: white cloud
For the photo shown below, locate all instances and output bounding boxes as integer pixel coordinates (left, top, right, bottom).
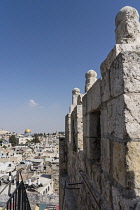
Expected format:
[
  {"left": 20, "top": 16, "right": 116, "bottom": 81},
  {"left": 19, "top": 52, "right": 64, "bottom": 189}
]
[{"left": 28, "top": 99, "right": 38, "bottom": 107}]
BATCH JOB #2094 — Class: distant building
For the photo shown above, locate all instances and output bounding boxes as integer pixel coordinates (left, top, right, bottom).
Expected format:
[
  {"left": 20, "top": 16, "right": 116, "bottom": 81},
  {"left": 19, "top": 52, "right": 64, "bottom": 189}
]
[
  {"left": 0, "top": 129, "right": 11, "bottom": 135},
  {"left": 17, "top": 129, "right": 33, "bottom": 145},
  {"left": 24, "top": 129, "right": 32, "bottom": 137}
]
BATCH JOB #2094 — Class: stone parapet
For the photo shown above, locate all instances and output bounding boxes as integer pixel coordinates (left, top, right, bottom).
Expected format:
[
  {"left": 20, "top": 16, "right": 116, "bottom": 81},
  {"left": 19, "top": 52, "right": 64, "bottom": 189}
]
[{"left": 60, "top": 6, "right": 140, "bottom": 210}]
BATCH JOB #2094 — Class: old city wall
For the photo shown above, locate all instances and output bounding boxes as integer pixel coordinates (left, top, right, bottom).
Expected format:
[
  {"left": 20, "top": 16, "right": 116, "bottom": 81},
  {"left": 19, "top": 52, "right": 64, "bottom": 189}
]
[{"left": 60, "top": 6, "right": 140, "bottom": 210}]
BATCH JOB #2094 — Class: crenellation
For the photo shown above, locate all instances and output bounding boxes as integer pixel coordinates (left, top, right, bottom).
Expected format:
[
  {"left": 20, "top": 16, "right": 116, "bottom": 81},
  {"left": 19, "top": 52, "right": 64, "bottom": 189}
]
[
  {"left": 85, "top": 70, "right": 97, "bottom": 93},
  {"left": 115, "top": 6, "right": 140, "bottom": 44},
  {"left": 72, "top": 88, "right": 80, "bottom": 106}
]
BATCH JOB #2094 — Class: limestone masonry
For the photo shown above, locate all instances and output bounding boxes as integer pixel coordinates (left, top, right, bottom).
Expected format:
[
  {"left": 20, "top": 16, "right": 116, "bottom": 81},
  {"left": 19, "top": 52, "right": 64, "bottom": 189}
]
[{"left": 59, "top": 6, "right": 140, "bottom": 210}]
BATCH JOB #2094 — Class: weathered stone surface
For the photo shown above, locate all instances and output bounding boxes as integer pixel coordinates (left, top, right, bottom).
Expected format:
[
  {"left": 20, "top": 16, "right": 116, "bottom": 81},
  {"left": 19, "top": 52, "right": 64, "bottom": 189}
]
[
  {"left": 85, "top": 70, "right": 97, "bottom": 92},
  {"left": 135, "top": 202, "right": 140, "bottom": 210},
  {"left": 113, "top": 142, "right": 126, "bottom": 187},
  {"left": 115, "top": 6, "right": 140, "bottom": 44},
  {"left": 101, "top": 70, "right": 110, "bottom": 102},
  {"left": 83, "top": 114, "right": 87, "bottom": 138},
  {"left": 101, "top": 173, "right": 111, "bottom": 205},
  {"left": 110, "top": 52, "right": 140, "bottom": 98},
  {"left": 65, "top": 113, "right": 71, "bottom": 143},
  {"left": 101, "top": 138, "right": 110, "bottom": 174},
  {"left": 112, "top": 186, "right": 138, "bottom": 210},
  {"left": 77, "top": 94, "right": 84, "bottom": 105},
  {"left": 107, "top": 95, "right": 125, "bottom": 139},
  {"left": 106, "top": 93, "right": 140, "bottom": 139},
  {"left": 113, "top": 141, "right": 140, "bottom": 190},
  {"left": 69, "top": 104, "right": 75, "bottom": 113},
  {"left": 87, "top": 78, "right": 101, "bottom": 112},
  {"left": 86, "top": 137, "right": 101, "bottom": 160},
  {"left": 84, "top": 111, "right": 101, "bottom": 160},
  {"left": 71, "top": 105, "right": 83, "bottom": 152},
  {"left": 72, "top": 88, "right": 80, "bottom": 105},
  {"left": 84, "top": 113, "right": 90, "bottom": 137},
  {"left": 100, "top": 44, "right": 140, "bottom": 75},
  {"left": 59, "top": 175, "right": 78, "bottom": 210},
  {"left": 82, "top": 94, "right": 87, "bottom": 115},
  {"left": 62, "top": 6, "right": 140, "bottom": 210},
  {"left": 124, "top": 93, "right": 140, "bottom": 139},
  {"left": 100, "top": 105, "right": 108, "bottom": 137},
  {"left": 126, "top": 142, "right": 140, "bottom": 189}
]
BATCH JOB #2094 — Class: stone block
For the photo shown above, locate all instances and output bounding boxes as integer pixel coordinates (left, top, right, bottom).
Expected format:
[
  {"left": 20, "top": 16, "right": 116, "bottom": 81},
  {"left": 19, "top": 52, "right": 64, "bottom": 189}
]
[
  {"left": 82, "top": 94, "right": 87, "bottom": 115},
  {"left": 112, "top": 186, "right": 138, "bottom": 210},
  {"left": 113, "top": 142, "right": 126, "bottom": 188},
  {"left": 65, "top": 114, "right": 71, "bottom": 143},
  {"left": 83, "top": 115, "right": 87, "bottom": 137},
  {"left": 113, "top": 141, "right": 140, "bottom": 190},
  {"left": 100, "top": 105, "right": 108, "bottom": 137},
  {"left": 87, "top": 79, "right": 101, "bottom": 112},
  {"left": 85, "top": 113, "right": 90, "bottom": 137},
  {"left": 70, "top": 105, "right": 83, "bottom": 151},
  {"left": 110, "top": 52, "right": 140, "bottom": 98},
  {"left": 126, "top": 141, "right": 140, "bottom": 189},
  {"left": 124, "top": 93, "right": 140, "bottom": 139},
  {"left": 75, "top": 105, "right": 82, "bottom": 116},
  {"left": 107, "top": 93, "right": 140, "bottom": 139},
  {"left": 83, "top": 136, "right": 87, "bottom": 156},
  {"left": 101, "top": 70, "right": 110, "bottom": 103},
  {"left": 78, "top": 151, "right": 86, "bottom": 172},
  {"left": 107, "top": 95, "right": 125, "bottom": 139},
  {"left": 101, "top": 173, "right": 111, "bottom": 205},
  {"left": 100, "top": 44, "right": 140, "bottom": 76},
  {"left": 91, "top": 164, "right": 102, "bottom": 194},
  {"left": 101, "top": 138, "right": 110, "bottom": 174}
]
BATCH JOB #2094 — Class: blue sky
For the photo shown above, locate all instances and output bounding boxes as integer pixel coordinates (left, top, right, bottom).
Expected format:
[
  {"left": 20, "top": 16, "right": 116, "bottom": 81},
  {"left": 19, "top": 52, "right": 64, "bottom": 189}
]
[{"left": 0, "top": 0, "right": 140, "bottom": 134}]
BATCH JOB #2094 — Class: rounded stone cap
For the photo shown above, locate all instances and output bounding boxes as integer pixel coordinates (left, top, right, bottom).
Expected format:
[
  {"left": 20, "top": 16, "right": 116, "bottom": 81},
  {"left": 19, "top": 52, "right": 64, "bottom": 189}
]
[
  {"left": 72, "top": 88, "right": 80, "bottom": 94},
  {"left": 115, "top": 6, "right": 139, "bottom": 27},
  {"left": 85, "top": 70, "right": 97, "bottom": 78}
]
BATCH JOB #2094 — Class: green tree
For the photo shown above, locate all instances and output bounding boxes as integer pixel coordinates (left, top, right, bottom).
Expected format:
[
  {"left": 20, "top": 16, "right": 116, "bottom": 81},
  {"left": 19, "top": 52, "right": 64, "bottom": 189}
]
[
  {"left": 3, "top": 145, "right": 7, "bottom": 149},
  {"left": 32, "top": 134, "right": 40, "bottom": 144},
  {"left": 9, "top": 135, "right": 17, "bottom": 146}
]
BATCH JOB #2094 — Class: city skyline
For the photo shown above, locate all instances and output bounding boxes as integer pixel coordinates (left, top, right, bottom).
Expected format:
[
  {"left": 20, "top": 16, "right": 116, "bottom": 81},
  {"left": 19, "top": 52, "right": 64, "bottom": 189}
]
[{"left": 0, "top": 0, "right": 140, "bottom": 134}]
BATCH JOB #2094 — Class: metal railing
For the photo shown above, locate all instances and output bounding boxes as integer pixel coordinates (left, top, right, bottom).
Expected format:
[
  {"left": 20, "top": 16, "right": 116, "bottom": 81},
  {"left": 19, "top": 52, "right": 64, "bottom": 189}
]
[{"left": 2, "top": 170, "right": 31, "bottom": 210}]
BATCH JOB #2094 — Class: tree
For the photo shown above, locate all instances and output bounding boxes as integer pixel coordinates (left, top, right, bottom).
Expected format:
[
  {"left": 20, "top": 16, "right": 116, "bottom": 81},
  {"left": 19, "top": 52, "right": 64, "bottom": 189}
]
[
  {"left": 32, "top": 134, "right": 40, "bottom": 144},
  {"left": 9, "top": 135, "right": 17, "bottom": 146},
  {"left": 3, "top": 145, "right": 7, "bottom": 149}
]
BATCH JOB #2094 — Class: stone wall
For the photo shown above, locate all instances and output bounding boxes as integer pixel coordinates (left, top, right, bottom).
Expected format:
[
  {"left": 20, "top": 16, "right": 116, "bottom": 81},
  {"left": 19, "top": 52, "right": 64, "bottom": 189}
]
[{"left": 60, "top": 6, "right": 140, "bottom": 210}]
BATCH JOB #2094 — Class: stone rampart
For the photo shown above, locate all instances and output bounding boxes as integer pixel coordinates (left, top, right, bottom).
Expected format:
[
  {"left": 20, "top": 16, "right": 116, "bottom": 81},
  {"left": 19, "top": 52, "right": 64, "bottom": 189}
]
[{"left": 60, "top": 6, "right": 140, "bottom": 210}]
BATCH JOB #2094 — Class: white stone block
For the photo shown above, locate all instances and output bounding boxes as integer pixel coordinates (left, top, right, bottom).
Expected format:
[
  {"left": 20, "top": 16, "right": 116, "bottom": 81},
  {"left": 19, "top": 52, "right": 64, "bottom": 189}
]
[
  {"left": 82, "top": 94, "right": 87, "bottom": 115},
  {"left": 124, "top": 93, "right": 140, "bottom": 139},
  {"left": 110, "top": 52, "right": 140, "bottom": 98},
  {"left": 100, "top": 45, "right": 140, "bottom": 76},
  {"left": 107, "top": 95, "right": 125, "bottom": 139},
  {"left": 87, "top": 79, "right": 101, "bottom": 112},
  {"left": 101, "top": 71, "right": 110, "bottom": 103}
]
